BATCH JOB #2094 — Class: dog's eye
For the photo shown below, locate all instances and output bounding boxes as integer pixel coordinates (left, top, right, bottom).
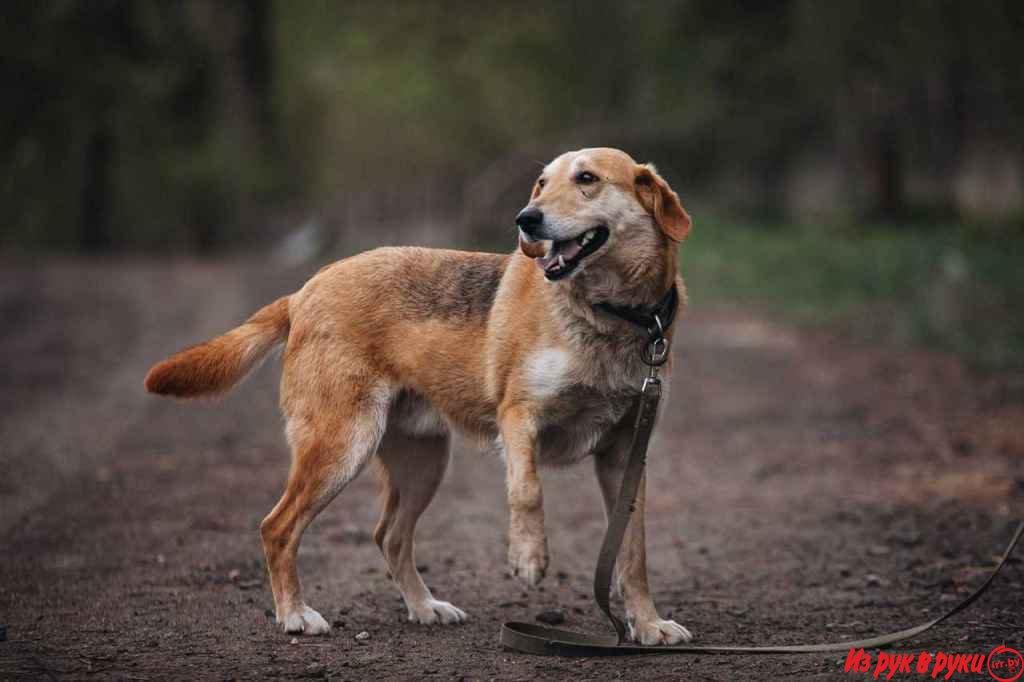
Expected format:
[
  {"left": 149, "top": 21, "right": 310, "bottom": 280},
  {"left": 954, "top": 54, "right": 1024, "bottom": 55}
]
[
  {"left": 537, "top": 177, "right": 546, "bottom": 188},
  {"left": 575, "top": 171, "right": 598, "bottom": 185}
]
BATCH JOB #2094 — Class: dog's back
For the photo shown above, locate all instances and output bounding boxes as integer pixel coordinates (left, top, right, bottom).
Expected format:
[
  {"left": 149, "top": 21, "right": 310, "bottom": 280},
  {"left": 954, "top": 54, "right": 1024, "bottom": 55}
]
[{"left": 144, "top": 247, "right": 510, "bottom": 401}]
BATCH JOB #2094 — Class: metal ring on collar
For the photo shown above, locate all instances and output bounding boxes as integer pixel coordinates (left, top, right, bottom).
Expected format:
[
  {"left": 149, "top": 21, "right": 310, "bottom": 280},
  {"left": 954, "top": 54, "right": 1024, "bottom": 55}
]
[{"left": 641, "top": 337, "right": 669, "bottom": 366}]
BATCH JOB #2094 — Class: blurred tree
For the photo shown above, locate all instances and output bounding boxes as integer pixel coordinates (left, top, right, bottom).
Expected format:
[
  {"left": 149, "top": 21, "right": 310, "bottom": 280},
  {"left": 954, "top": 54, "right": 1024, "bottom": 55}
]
[
  {"left": 2, "top": 0, "right": 1022, "bottom": 252},
  {"left": 1, "top": 0, "right": 279, "bottom": 251}
]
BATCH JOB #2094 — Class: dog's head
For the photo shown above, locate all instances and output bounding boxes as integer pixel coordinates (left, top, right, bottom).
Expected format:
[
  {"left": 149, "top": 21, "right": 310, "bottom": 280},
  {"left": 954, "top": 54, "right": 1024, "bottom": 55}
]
[{"left": 516, "top": 148, "right": 691, "bottom": 297}]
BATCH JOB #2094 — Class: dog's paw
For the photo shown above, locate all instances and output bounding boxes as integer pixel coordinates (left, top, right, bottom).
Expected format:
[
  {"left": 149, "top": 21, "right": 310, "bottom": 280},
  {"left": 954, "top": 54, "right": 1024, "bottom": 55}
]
[
  {"left": 279, "top": 604, "right": 331, "bottom": 635},
  {"left": 629, "top": 618, "right": 693, "bottom": 646},
  {"left": 508, "top": 541, "right": 549, "bottom": 587},
  {"left": 408, "top": 599, "right": 468, "bottom": 625}
]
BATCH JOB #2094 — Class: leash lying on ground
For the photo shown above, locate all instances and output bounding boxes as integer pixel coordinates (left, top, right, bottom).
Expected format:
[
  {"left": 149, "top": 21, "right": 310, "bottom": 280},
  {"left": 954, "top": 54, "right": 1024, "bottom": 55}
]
[{"left": 501, "top": 292, "right": 1024, "bottom": 656}]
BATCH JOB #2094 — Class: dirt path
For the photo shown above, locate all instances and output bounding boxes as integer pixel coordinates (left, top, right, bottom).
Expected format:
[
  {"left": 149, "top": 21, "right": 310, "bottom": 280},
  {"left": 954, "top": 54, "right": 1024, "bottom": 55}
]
[{"left": 2, "top": 258, "right": 1021, "bottom": 681}]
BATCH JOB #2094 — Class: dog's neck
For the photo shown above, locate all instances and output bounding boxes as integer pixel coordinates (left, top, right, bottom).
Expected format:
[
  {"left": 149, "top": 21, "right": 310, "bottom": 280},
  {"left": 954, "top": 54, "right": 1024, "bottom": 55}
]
[
  {"left": 562, "top": 247, "right": 677, "bottom": 321},
  {"left": 546, "top": 252, "right": 680, "bottom": 369}
]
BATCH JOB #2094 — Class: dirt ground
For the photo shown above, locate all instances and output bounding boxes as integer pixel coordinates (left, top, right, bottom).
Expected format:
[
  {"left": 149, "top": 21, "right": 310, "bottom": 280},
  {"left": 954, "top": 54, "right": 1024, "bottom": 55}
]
[{"left": 1, "top": 256, "right": 1021, "bottom": 681}]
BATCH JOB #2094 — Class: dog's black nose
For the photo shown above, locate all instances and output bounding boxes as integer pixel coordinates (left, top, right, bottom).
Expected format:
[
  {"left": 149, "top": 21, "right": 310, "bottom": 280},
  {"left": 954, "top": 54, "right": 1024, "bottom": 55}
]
[{"left": 515, "top": 207, "right": 544, "bottom": 237}]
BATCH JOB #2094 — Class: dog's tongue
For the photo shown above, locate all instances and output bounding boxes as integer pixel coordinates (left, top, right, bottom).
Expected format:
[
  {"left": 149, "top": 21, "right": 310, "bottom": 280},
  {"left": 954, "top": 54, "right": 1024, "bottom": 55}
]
[
  {"left": 535, "top": 238, "right": 584, "bottom": 272},
  {"left": 518, "top": 234, "right": 548, "bottom": 259}
]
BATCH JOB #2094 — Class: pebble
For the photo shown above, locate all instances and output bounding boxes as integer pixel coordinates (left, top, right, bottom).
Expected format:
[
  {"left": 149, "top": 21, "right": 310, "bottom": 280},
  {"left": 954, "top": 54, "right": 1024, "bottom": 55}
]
[
  {"left": 864, "top": 573, "right": 889, "bottom": 587},
  {"left": 290, "top": 637, "right": 299, "bottom": 645},
  {"left": 535, "top": 609, "right": 566, "bottom": 625},
  {"left": 355, "top": 630, "right": 371, "bottom": 641}
]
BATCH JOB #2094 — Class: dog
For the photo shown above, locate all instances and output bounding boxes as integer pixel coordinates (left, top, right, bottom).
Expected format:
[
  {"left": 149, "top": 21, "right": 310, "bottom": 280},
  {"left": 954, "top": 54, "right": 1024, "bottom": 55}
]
[{"left": 145, "top": 147, "right": 693, "bottom": 645}]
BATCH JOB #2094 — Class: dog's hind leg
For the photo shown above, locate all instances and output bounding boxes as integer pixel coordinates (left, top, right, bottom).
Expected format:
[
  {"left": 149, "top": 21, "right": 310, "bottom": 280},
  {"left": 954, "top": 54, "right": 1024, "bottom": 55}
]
[
  {"left": 261, "top": 378, "right": 390, "bottom": 635},
  {"left": 375, "top": 431, "right": 466, "bottom": 624}
]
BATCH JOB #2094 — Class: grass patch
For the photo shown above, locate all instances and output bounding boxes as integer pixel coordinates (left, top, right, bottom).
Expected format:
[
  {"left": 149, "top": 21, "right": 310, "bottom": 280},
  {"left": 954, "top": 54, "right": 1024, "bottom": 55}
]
[{"left": 682, "top": 222, "right": 1024, "bottom": 371}]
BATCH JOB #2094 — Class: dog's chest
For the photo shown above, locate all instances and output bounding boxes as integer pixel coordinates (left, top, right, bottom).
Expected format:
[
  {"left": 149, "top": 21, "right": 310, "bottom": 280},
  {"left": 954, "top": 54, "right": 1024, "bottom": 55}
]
[{"left": 523, "top": 348, "right": 640, "bottom": 466}]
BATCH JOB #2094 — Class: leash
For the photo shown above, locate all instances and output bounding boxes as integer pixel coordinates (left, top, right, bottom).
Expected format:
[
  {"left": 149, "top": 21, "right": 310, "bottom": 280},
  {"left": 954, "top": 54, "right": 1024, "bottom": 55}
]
[{"left": 500, "top": 292, "right": 1024, "bottom": 656}]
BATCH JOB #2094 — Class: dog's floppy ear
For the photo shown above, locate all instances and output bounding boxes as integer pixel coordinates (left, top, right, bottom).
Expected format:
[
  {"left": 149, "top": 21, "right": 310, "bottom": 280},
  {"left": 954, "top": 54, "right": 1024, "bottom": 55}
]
[{"left": 634, "top": 164, "right": 692, "bottom": 241}]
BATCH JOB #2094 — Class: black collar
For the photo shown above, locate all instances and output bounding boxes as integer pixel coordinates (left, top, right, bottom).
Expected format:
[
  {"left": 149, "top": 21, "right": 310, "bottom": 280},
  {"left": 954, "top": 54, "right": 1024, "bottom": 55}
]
[{"left": 594, "top": 284, "right": 679, "bottom": 338}]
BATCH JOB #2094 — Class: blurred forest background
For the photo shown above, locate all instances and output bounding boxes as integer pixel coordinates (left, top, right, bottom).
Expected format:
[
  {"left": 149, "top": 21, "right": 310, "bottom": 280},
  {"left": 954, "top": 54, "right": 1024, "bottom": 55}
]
[{"left": 3, "top": 0, "right": 1023, "bottom": 368}]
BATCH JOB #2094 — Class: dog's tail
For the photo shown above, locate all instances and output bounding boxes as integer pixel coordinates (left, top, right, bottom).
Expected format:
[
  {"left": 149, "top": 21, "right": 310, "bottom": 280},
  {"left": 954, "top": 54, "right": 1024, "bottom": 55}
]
[{"left": 144, "top": 296, "right": 290, "bottom": 398}]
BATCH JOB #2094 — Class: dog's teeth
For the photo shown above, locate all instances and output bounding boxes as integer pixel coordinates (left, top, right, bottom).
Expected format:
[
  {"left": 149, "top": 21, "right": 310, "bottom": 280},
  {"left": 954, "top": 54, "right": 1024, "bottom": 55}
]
[{"left": 558, "top": 254, "right": 566, "bottom": 268}]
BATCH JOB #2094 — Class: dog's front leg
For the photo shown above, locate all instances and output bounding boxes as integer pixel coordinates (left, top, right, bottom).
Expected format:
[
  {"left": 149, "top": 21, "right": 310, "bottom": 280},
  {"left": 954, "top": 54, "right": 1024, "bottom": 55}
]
[
  {"left": 500, "top": 406, "right": 549, "bottom": 586},
  {"left": 594, "top": 441, "right": 693, "bottom": 645}
]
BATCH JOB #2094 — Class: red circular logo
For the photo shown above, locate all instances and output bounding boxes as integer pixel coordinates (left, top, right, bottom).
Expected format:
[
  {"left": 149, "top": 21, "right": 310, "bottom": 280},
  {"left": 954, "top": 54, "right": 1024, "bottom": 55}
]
[{"left": 988, "top": 644, "right": 1024, "bottom": 682}]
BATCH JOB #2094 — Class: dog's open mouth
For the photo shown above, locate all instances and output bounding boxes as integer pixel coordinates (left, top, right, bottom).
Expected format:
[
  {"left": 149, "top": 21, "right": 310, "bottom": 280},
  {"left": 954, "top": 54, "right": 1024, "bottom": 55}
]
[{"left": 533, "top": 226, "right": 609, "bottom": 280}]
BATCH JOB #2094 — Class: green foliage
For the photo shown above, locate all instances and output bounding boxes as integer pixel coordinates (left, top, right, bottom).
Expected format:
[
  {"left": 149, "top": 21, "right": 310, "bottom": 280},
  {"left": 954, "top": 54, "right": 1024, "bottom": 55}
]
[{"left": 683, "top": 222, "right": 1024, "bottom": 370}]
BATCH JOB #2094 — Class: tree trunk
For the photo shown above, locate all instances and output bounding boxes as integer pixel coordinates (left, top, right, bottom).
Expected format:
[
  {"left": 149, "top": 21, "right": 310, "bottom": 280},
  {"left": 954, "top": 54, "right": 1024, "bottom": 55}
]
[{"left": 80, "top": 118, "right": 113, "bottom": 251}]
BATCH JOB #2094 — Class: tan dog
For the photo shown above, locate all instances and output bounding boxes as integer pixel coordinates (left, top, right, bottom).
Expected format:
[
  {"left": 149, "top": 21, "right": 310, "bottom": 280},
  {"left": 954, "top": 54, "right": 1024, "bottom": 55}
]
[{"left": 145, "top": 147, "right": 693, "bottom": 645}]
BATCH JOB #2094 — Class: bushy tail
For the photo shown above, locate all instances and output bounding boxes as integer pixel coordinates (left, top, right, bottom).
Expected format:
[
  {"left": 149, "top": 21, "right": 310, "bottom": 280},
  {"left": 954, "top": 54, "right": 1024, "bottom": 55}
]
[{"left": 144, "top": 296, "right": 290, "bottom": 398}]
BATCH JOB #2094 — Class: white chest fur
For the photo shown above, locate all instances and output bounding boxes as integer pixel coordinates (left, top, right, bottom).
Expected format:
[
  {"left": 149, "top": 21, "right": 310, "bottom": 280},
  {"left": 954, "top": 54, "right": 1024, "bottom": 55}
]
[
  {"left": 524, "top": 348, "right": 573, "bottom": 400},
  {"left": 521, "top": 347, "right": 640, "bottom": 467}
]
